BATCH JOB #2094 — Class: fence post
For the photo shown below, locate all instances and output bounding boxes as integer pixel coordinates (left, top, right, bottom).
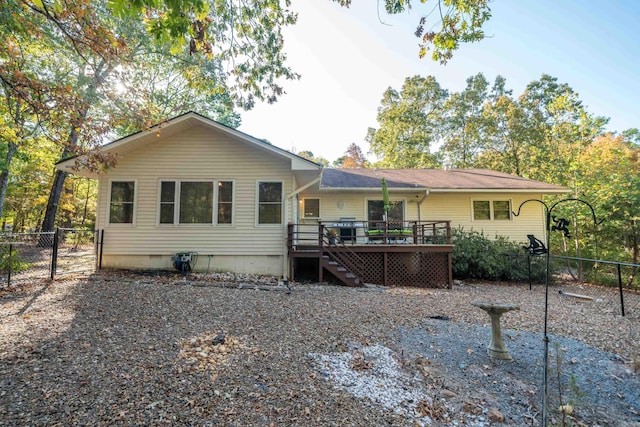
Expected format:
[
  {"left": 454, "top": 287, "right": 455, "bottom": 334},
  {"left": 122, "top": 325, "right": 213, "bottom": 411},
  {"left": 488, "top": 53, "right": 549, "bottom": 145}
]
[
  {"left": 99, "top": 229, "right": 104, "bottom": 270},
  {"left": 50, "top": 228, "right": 59, "bottom": 280},
  {"left": 8, "top": 243, "right": 13, "bottom": 287},
  {"left": 528, "top": 254, "right": 532, "bottom": 291},
  {"left": 617, "top": 264, "right": 625, "bottom": 317}
]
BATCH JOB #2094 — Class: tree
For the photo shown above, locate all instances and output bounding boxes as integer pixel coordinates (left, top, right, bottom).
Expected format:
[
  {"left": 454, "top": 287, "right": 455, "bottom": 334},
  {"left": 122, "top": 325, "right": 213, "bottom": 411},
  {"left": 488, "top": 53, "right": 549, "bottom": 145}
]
[
  {"left": 334, "top": 0, "right": 492, "bottom": 64},
  {"left": 367, "top": 75, "right": 447, "bottom": 168},
  {"left": 476, "top": 76, "right": 533, "bottom": 176},
  {"left": 477, "top": 74, "right": 607, "bottom": 182},
  {"left": 2, "top": 0, "right": 298, "bottom": 232},
  {"left": 116, "top": 0, "right": 493, "bottom": 65},
  {"left": 575, "top": 133, "right": 640, "bottom": 286},
  {"left": 338, "top": 143, "right": 369, "bottom": 168},
  {"left": 297, "top": 150, "right": 329, "bottom": 166},
  {"left": 439, "top": 73, "right": 489, "bottom": 168},
  {"left": 622, "top": 128, "right": 640, "bottom": 147}
]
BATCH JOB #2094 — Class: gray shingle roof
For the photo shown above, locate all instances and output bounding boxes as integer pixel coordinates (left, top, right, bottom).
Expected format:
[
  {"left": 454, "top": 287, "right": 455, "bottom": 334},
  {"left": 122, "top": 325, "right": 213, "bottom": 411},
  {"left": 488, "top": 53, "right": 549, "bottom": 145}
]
[{"left": 320, "top": 168, "right": 568, "bottom": 192}]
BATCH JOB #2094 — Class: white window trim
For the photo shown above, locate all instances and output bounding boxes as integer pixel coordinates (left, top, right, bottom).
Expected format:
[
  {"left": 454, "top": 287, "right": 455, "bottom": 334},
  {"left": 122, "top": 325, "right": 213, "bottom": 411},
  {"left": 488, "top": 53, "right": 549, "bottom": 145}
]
[
  {"left": 256, "top": 180, "right": 284, "bottom": 226},
  {"left": 364, "top": 198, "right": 407, "bottom": 222},
  {"left": 107, "top": 179, "right": 137, "bottom": 226},
  {"left": 215, "top": 179, "right": 236, "bottom": 226},
  {"left": 301, "top": 197, "right": 321, "bottom": 219},
  {"left": 157, "top": 180, "right": 178, "bottom": 226},
  {"left": 156, "top": 179, "right": 235, "bottom": 226},
  {"left": 471, "top": 198, "right": 513, "bottom": 221}
]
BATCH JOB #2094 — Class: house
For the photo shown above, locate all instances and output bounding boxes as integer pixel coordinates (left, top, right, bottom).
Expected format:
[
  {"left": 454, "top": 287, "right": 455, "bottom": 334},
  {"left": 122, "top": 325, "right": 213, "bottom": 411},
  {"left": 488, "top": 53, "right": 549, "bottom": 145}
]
[{"left": 57, "top": 112, "right": 568, "bottom": 287}]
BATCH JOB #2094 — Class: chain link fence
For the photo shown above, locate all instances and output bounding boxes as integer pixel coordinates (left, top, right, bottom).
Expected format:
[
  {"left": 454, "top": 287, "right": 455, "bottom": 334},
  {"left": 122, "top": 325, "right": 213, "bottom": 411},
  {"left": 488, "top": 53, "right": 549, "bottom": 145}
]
[
  {"left": 53, "top": 228, "right": 98, "bottom": 276},
  {"left": 0, "top": 229, "right": 97, "bottom": 288}
]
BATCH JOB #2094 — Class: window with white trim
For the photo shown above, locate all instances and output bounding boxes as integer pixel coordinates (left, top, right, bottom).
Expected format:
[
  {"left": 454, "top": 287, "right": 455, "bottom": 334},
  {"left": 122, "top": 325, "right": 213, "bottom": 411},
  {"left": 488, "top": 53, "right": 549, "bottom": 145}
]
[
  {"left": 109, "top": 181, "right": 135, "bottom": 224},
  {"left": 179, "top": 181, "right": 213, "bottom": 223},
  {"left": 217, "top": 181, "right": 233, "bottom": 224},
  {"left": 258, "top": 181, "right": 282, "bottom": 224},
  {"left": 472, "top": 200, "right": 512, "bottom": 221},
  {"left": 302, "top": 198, "right": 320, "bottom": 218},
  {"left": 159, "top": 181, "right": 176, "bottom": 224},
  {"left": 367, "top": 200, "right": 404, "bottom": 222},
  {"left": 159, "top": 180, "right": 234, "bottom": 225}
]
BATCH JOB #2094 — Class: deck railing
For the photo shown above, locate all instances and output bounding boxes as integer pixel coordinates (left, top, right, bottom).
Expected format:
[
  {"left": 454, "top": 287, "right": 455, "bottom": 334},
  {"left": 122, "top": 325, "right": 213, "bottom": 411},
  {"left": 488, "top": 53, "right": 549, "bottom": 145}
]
[{"left": 287, "top": 220, "right": 451, "bottom": 248}]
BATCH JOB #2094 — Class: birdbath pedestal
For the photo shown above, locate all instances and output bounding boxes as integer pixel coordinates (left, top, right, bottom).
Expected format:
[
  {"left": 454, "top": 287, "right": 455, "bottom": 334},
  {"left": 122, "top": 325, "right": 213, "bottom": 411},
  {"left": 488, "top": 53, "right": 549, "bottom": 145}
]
[{"left": 471, "top": 301, "right": 520, "bottom": 360}]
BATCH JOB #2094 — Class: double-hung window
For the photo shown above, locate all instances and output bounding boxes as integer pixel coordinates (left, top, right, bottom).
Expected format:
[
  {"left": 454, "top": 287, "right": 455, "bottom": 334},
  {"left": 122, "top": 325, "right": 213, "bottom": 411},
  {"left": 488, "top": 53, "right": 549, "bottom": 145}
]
[
  {"left": 472, "top": 200, "right": 512, "bottom": 221},
  {"left": 258, "top": 181, "right": 283, "bottom": 224},
  {"left": 302, "top": 198, "right": 320, "bottom": 219},
  {"left": 217, "top": 181, "right": 233, "bottom": 224},
  {"left": 159, "top": 180, "right": 233, "bottom": 225},
  {"left": 109, "top": 181, "right": 135, "bottom": 224}
]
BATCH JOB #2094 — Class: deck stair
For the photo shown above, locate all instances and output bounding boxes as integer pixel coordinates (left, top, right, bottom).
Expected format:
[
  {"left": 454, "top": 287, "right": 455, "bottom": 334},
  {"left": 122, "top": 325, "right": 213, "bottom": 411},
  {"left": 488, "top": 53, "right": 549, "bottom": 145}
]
[{"left": 321, "top": 254, "right": 361, "bottom": 287}]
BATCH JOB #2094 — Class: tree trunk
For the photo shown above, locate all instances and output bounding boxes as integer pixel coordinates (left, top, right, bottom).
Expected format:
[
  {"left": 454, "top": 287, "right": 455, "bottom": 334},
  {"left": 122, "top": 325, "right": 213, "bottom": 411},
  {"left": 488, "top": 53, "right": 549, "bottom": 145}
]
[
  {"left": 40, "top": 169, "right": 68, "bottom": 232},
  {"left": 81, "top": 178, "right": 90, "bottom": 227},
  {"left": 0, "top": 141, "right": 18, "bottom": 222},
  {"left": 40, "top": 103, "right": 89, "bottom": 234}
]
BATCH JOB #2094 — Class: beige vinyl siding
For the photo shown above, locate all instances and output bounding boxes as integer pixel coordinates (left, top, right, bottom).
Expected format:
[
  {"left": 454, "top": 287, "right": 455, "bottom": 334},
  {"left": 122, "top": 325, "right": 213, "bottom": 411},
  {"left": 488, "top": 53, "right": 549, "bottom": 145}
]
[
  {"left": 96, "top": 125, "right": 294, "bottom": 264},
  {"left": 300, "top": 191, "right": 545, "bottom": 245},
  {"left": 300, "top": 192, "right": 427, "bottom": 224},
  {"left": 422, "top": 193, "right": 545, "bottom": 244}
]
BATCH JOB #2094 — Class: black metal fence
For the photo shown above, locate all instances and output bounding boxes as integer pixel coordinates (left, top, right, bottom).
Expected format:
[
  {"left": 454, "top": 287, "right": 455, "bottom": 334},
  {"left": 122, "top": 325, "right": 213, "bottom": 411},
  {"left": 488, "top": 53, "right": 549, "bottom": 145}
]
[
  {"left": 507, "top": 252, "right": 640, "bottom": 318},
  {"left": 551, "top": 255, "right": 639, "bottom": 318},
  {"left": 0, "top": 228, "right": 98, "bottom": 288}
]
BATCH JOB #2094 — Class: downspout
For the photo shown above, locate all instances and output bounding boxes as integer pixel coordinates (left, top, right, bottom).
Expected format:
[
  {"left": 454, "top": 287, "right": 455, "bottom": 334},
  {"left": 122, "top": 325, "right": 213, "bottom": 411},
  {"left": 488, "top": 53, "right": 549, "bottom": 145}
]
[
  {"left": 416, "top": 189, "right": 430, "bottom": 222},
  {"left": 283, "top": 176, "right": 322, "bottom": 281}
]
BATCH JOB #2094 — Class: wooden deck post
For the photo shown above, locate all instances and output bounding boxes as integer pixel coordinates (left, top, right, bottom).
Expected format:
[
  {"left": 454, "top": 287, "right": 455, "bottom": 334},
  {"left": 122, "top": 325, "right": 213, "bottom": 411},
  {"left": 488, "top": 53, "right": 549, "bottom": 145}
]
[{"left": 383, "top": 252, "right": 388, "bottom": 286}]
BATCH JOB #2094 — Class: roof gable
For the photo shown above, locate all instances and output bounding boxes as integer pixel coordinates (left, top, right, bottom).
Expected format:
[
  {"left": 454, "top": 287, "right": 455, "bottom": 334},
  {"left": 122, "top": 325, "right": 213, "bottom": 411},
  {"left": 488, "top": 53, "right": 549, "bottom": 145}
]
[{"left": 57, "top": 111, "right": 321, "bottom": 177}]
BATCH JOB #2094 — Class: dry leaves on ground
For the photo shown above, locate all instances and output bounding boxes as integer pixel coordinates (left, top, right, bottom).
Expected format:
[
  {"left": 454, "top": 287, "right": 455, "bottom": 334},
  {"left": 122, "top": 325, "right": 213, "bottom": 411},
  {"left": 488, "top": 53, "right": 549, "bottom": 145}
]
[{"left": 0, "top": 271, "right": 638, "bottom": 426}]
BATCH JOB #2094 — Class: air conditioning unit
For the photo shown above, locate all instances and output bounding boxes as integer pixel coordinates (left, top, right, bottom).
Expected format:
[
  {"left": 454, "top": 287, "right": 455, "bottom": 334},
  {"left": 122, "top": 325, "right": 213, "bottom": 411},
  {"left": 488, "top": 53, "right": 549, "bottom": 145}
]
[{"left": 172, "top": 251, "right": 198, "bottom": 275}]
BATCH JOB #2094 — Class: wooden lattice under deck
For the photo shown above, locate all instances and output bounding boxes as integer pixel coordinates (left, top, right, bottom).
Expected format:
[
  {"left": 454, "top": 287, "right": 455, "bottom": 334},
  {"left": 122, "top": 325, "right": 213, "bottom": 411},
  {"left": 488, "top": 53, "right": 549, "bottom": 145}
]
[
  {"left": 290, "top": 245, "right": 453, "bottom": 288},
  {"left": 288, "top": 222, "right": 453, "bottom": 288}
]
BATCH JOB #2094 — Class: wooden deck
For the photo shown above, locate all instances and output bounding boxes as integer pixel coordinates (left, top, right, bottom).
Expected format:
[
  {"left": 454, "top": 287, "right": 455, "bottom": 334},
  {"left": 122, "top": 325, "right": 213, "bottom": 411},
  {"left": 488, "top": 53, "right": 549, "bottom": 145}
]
[{"left": 287, "top": 221, "right": 453, "bottom": 288}]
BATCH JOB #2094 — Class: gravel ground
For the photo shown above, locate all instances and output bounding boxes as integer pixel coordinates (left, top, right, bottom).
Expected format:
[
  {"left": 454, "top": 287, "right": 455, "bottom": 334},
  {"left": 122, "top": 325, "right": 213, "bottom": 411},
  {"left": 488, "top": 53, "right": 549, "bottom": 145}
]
[{"left": 0, "top": 271, "right": 638, "bottom": 426}]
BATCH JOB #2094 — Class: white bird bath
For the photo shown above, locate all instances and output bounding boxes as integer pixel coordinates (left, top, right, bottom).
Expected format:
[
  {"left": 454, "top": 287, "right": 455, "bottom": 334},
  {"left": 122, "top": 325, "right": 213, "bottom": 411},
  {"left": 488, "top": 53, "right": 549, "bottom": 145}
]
[{"left": 471, "top": 301, "right": 520, "bottom": 360}]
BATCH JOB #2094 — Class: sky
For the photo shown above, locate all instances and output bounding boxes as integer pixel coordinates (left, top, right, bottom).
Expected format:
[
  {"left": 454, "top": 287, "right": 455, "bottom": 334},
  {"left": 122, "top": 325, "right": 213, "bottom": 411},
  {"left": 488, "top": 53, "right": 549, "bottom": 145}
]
[{"left": 238, "top": 1, "right": 640, "bottom": 163}]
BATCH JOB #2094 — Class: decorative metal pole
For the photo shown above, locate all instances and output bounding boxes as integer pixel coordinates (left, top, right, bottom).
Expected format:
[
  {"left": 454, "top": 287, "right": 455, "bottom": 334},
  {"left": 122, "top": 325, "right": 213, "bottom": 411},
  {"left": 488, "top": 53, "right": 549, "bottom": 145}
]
[{"left": 513, "top": 198, "right": 601, "bottom": 427}]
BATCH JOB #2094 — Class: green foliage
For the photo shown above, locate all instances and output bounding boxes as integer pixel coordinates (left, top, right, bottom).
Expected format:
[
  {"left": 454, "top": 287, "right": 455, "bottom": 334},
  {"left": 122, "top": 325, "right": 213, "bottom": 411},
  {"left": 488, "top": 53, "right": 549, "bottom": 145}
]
[
  {"left": 451, "top": 228, "right": 546, "bottom": 283},
  {"left": 63, "top": 229, "right": 95, "bottom": 246},
  {"left": 367, "top": 75, "right": 447, "bottom": 168},
  {"left": 0, "top": 246, "right": 31, "bottom": 273},
  {"left": 3, "top": 0, "right": 294, "bottom": 230},
  {"left": 297, "top": 150, "right": 330, "bottom": 167},
  {"left": 440, "top": 73, "right": 490, "bottom": 167},
  {"left": 571, "top": 133, "right": 640, "bottom": 285},
  {"left": 334, "top": 0, "right": 492, "bottom": 64}
]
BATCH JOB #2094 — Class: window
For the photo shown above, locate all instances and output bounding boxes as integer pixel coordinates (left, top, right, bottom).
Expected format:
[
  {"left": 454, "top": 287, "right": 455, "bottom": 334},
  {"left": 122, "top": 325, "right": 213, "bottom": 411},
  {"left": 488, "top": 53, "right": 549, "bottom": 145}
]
[
  {"left": 493, "top": 200, "right": 512, "bottom": 220},
  {"left": 180, "top": 182, "right": 213, "bottom": 224},
  {"left": 473, "top": 200, "right": 512, "bottom": 221},
  {"left": 472, "top": 201, "right": 491, "bottom": 220},
  {"left": 159, "top": 181, "right": 175, "bottom": 224},
  {"left": 159, "top": 180, "right": 233, "bottom": 225},
  {"left": 302, "top": 198, "right": 320, "bottom": 218},
  {"left": 367, "top": 200, "right": 404, "bottom": 227},
  {"left": 217, "top": 181, "right": 233, "bottom": 224},
  {"left": 258, "top": 182, "right": 282, "bottom": 224},
  {"left": 109, "top": 181, "right": 135, "bottom": 224}
]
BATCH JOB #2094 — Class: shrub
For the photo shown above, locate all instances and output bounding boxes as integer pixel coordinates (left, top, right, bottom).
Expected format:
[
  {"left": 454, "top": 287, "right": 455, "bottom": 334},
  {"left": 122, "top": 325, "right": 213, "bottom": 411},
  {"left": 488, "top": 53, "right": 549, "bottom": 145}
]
[
  {"left": 0, "top": 245, "right": 31, "bottom": 274},
  {"left": 451, "top": 228, "right": 547, "bottom": 283}
]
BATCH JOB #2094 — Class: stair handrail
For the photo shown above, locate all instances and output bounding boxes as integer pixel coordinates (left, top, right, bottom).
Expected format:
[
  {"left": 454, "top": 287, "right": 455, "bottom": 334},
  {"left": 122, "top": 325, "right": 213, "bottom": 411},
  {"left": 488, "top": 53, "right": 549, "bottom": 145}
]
[{"left": 321, "top": 227, "right": 366, "bottom": 281}]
